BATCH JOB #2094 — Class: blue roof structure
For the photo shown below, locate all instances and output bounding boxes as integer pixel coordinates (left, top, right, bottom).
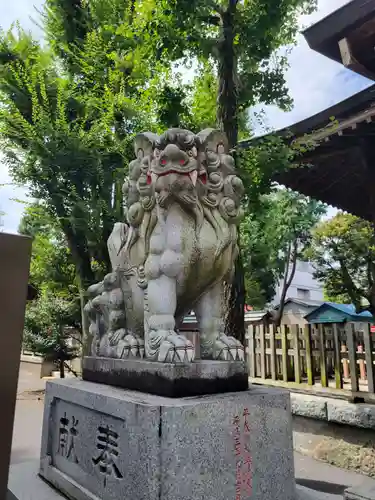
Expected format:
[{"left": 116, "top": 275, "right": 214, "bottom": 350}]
[{"left": 305, "top": 302, "right": 373, "bottom": 324}]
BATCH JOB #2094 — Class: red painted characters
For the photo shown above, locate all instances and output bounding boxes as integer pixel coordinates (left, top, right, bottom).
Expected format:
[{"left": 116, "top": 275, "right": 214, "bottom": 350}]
[{"left": 232, "top": 408, "right": 253, "bottom": 499}]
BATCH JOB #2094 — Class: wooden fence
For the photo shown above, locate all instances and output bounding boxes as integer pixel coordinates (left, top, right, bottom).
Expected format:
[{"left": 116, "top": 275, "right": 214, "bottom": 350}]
[{"left": 247, "top": 322, "right": 375, "bottom": 401}]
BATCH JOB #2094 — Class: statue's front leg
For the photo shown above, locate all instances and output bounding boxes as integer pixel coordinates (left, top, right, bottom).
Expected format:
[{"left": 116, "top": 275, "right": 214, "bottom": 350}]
[
  {"left": 195, "top": 282, "right": 244, "bottom": 361},
  {"left": 145, "top": 253, "right": 194, "bottom": 363}
]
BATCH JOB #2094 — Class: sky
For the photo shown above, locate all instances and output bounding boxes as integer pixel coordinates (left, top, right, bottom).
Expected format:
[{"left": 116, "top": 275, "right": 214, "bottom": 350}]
[{"left": 0, "top": 0, "right": 373, "bottom": 232}]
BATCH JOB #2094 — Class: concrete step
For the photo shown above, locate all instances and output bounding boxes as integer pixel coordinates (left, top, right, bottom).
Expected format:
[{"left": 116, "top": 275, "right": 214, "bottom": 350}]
[
  {"left": 297, "top": 484, "right": 341, "bottom": 499},
  {"left": 345, "top": 485, "right": 375, "bottom": 499},
  {"left": 8, "top": 461, "right": 65, "bottom": 500}
]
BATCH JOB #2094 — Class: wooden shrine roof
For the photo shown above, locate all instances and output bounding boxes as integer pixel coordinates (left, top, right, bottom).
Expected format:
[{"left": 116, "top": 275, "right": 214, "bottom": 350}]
[
  {"left": 302, "top": 0, "right": 375, "bottom": 80},
  {"left": 238, "top": 1, "right": 375, "bottom": 220},
  {"left": 239, "top": 84, "right": 375, "bottom": 221}
]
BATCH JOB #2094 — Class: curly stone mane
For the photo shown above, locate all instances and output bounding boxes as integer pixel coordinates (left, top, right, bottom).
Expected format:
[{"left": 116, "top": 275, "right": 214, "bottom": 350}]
[{"left": 122, "top": 128, "right": 244, "bottom": 262}]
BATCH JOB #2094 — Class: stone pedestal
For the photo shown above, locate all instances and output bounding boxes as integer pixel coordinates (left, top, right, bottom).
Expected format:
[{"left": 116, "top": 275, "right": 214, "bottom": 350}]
[
  {"left": 82, "top": 357, "right": 248, "bottom": 397},
  {"left": 39, "top": 379, "right": 297, "bottom": 500}
]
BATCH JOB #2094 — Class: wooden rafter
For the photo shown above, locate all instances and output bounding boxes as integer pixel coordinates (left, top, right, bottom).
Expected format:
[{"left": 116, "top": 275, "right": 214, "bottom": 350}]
[{"left": 338, "top": 37, "right": 375, "bottom": 80}]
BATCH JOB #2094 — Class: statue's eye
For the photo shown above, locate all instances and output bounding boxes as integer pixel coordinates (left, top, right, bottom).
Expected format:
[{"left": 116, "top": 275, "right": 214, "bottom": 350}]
[{"left": 188, "top": 147, "right": 197, "bottom": 158}]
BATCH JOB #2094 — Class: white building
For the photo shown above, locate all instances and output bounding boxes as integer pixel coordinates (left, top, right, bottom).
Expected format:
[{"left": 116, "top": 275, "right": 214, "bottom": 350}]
[{"left": 272, "top": 260, "right": 324, "bottom": 305}]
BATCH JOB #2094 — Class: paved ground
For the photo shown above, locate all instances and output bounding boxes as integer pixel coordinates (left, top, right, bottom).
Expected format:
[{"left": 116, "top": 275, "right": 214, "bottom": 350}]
[
  {"left": 10, "top": 364, "right": 375, "bottom": 499},
  {"left": 11, "top": 363, "right": 46, "bottom": 465},
  {"left": 295, "top": 454, "right": 375, "bottom": 499}
]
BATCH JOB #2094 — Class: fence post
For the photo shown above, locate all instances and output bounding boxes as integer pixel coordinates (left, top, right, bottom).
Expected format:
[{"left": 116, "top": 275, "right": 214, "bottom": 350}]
[
  {"left": 281, "top": 325, "right": 289, "bottom": 382},
  {"left": 341, "top": 344, "right": 349, "bottom": 379},
  {"left": 318, "top": 323, "right": 328, "bottom": 387},
  {"left": 269, "top": 324, "right": 277, "bottom": 381},
  {"left": 259, "top": 324, "right": 266, "bottom": 379},
  {"left": 304, "top": 324, "right": 314, "bottom": 386},
  {"left": 363, "top": 323, "right": 375, "bottom": 393},
  {"left": 332, "top": 324, "right": 343, "bottom": 389},
  {"left": 358, "top": 345, "right": 366, "bottom": 380},
  {"left": 346, "top": 322, "right": 359, "bottom": 393},
  {"left": 248, "top": 325, "right": 256, "bottom": 378},
  {"left": 292, "top": 324, "right": 301, "bottom": 384}
]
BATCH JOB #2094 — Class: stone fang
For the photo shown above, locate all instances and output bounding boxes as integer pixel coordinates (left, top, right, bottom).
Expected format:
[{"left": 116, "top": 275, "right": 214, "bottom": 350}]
[{"left": 189, "top": 170, "right": 198, "bottom": 185}]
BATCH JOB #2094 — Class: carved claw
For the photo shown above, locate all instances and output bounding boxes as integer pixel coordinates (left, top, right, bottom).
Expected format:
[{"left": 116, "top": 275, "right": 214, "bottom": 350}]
[
  {"left": 213, "top": 335, "right": 244, "bottom": 361},
  {"left": 108, "top": 328, "right": 126, "bottom": 346},
  {"left": 116, "top": 334, "right": 145, "bottom": 359},
  {"left": 158, "top": 333, "right": 195, "bottom": 363}
]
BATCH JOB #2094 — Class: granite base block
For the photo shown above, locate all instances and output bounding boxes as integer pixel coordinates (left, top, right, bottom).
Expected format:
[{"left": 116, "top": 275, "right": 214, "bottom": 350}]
[
  {"left": 39, "top": 379, "right": 297, "bottom": 500},
  {"left": 7, "top": 462, "right": 321, "bottom": 500},
  {"left": 82, "top": 356, "right": 248, "bottom": 397}
]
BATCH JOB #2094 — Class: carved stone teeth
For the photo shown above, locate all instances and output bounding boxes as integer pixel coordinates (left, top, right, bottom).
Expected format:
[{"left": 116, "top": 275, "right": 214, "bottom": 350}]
[
  {"left": 130, "top": 347, "right": 138, "bottom": 357},
  {"left": 189, "top": 170, "right": 198, "bottom": 186},
  {"left": 187, "top": 348, "right": 194, "bottom": 362},
  {"left": 230, "top": 348, "right": 237, "bottom": 360}
]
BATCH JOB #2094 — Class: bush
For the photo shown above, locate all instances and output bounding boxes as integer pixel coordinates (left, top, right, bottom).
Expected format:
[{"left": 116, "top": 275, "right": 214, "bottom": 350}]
[{"left": 23, "top": 294, "right": 81, "bottom": 378}]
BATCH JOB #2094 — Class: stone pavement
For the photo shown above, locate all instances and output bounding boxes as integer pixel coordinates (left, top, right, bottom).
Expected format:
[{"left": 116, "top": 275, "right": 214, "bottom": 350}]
[
  {"left": 295, "top": 454, "right": 375, "bottom": 499},
  {"left": 10, "top": 365, "right": 375, "bottom": 499}
]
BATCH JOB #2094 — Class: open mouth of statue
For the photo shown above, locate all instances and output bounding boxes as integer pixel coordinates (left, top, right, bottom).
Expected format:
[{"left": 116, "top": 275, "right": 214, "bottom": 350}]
[{"left": 147, "top": 170, "right": 207, "bottom": 186}]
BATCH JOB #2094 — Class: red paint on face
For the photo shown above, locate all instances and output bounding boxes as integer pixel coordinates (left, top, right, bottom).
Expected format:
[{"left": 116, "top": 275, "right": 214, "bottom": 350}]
[
  {"left": 200, "top": 172, "right": 207, "bottom": 184},
  {"left": 160, "top": 158, "right": 167, "bottom": 165}
]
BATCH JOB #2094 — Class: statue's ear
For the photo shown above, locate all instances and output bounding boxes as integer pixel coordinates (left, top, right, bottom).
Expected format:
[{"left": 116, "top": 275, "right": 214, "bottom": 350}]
[
  {"left": 197, "top": 129, "right": 229, "bottom": 154},
  {"left": 134, "top": 132, "right": 158, "bottom": 159}
]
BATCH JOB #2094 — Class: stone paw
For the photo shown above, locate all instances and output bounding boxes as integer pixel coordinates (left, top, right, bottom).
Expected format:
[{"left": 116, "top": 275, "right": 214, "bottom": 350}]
[
  {"left": 158, "top": 333, "right": 195, "bottom": 363},
  {"left": 108, "top": 328, "right": 126, "bottom": 346},
  {"left": 213, "top": 335, "right": 244, "bottom": 361},
  {"left": 116, "top": 333, "right": 145, "bottom": 359}
]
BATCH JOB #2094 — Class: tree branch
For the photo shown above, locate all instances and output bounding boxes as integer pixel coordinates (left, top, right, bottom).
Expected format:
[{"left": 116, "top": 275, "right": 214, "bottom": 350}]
[
  {"left": 286, "top": 239, "right": 298, "bottom": 288},
  {"left": 272, "top": 239, "right": 298, "bottom": 327},
  {"left": 63, "top": 361, "right": 79, "bottom": 378},
  {"left": 367, "top": 257, "right": 373, "bottom": 289}
]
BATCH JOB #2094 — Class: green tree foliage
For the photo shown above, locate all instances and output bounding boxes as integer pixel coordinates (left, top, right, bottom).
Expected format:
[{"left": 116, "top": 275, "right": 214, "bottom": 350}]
[
  {"left": 0, "top": 28, "right": 127, "bottom": 289},
  {"left": 19, "top": 201, "right": 82, "bottom": 374},
  {"left": 242, "top": 189, "right": 325, "bottom": 317},
  {"left": 0, "top": 0, "right": 317, "bottom": 345},
  {"left": 18, "top": 201, "right": 79, "bottom": 304},
  {"left": 138, "top": 0, "right": 318, "bottom": 339},
  {"left": 0, "top": 23, "right": 136, "bottom": 352},
  {"left": 23, "top": 294, "right": 81, "bottom": 378},
  {"left": 125, "top": 0, "right": 316, "bottom": 145},
  {"left": 308, "top": 213, "right": 375, "bottom": 314}
]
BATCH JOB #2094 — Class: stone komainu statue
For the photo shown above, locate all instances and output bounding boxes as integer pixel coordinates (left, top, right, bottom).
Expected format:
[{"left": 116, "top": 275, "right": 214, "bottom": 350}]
[{"left": 85, "top": 128, "right": 245, "bottom": 363}]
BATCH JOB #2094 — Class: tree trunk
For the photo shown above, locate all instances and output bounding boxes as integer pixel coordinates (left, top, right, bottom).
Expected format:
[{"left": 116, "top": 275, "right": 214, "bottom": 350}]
[
  {"left": 59, "top": 359, "right": 65, "bottom": 379},
  {"left": 225, "top": 246, "right": 246, "bottom": 344},
  {"left": 217, "top": 1, "right": 238, "bottom": 148},
  {"left": 273, "top": 240, "right": 298, "bottom": 327},
  {"left": 217, "top": 0, "right": 245, "bottom": 343},
  {"left": 79, "top": 286, "right": 91, "bottom": 357}
]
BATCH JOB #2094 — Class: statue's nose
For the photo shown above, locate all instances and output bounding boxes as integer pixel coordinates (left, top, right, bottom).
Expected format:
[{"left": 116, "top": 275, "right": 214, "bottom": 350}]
[{"left": 162, "top": 144, "right": 188, "bottom": 164}]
